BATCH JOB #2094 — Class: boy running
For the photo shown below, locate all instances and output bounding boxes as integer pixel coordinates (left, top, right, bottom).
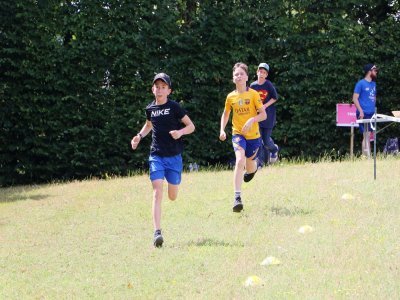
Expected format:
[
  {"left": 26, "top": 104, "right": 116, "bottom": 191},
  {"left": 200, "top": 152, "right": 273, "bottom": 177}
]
[
  {"left": 131, "top": 73, "right": 195, "bottom": 247},
  {"left": 250, "top": 63, "right": 279, "bottom": 165},
  {"left": 219, "top": 63, "right": 266, "bottom": 212}
]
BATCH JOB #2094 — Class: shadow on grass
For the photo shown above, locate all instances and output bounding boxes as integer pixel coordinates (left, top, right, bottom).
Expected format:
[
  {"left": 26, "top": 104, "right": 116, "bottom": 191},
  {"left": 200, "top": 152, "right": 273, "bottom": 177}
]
[
  {"left": 270, "top": 206, "right": 313, "bottom": 217},
  {"left": 0, "top": 193, "right": 51, "bottom": 203},
  {"left": 188, "top": 238, "right": 244, "bottom": 248}
]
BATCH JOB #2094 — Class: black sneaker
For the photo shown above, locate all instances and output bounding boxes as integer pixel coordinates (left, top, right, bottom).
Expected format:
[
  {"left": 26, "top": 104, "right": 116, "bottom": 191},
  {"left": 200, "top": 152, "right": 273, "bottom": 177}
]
[
  {"left": 153, "top": 229, "right": 164, "bottom": 248},
  {"left": 233, "top": 197, "right": 243, "bottom": 212},
  {"left": 244, "top": 170, "right": 257, "bottom": 182}
]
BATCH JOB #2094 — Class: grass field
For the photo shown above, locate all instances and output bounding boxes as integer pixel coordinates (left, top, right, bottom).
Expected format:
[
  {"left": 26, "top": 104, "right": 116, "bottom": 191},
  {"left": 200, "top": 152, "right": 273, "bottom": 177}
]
[{"left": 1, "top": 157, "right": 400, "bottom": 299}]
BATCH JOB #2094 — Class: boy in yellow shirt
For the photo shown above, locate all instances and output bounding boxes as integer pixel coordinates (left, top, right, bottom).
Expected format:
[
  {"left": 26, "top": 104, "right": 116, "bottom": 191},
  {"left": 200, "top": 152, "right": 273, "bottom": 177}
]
[{"left": 219, "top": 63, "right": 267, "bottom": 212}]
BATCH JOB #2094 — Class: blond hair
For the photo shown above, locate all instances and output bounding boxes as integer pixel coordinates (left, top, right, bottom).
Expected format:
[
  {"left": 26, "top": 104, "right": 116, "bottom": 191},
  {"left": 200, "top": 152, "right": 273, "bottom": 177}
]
[{"left": 233, "top": 62, "right": 248, "bottom": 76}]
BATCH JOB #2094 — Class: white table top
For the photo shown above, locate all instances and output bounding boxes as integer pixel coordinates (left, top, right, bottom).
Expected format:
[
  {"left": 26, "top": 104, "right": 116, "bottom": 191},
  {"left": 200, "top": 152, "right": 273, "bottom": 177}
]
[{"left": 356, "top": 114, "right": 400, "bottom": 124}]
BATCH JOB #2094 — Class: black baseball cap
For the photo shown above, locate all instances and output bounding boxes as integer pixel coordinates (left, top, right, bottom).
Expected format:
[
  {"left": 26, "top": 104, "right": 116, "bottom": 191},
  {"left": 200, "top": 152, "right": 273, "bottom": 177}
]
[
  {"left": 363, "top": 63, "right": 378, "bottom": 73},
  {"left": 153, "top": 73, "right": 171, "bottom": 87}
]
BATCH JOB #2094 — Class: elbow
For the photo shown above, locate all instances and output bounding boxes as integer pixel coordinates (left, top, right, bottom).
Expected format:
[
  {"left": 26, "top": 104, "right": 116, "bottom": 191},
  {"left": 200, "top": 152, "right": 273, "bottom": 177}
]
[
  {"left": 262, "top": 113, "right": 267, "bottom": 121},
  {"left": 186, "top": 123, "right": 195, "bottom": 134}
]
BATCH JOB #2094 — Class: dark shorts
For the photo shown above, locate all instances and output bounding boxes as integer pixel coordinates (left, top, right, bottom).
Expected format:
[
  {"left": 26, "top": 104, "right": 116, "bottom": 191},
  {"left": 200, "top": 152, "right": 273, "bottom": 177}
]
[
  {"left": 356, "top": 112, "right": 374, "bottom": 133},
  {"left": 149, "top": 154, "right": 182, "bottom": 185},
  {"left": 232, "top": 135, "right": 261, "bottom": 159}
]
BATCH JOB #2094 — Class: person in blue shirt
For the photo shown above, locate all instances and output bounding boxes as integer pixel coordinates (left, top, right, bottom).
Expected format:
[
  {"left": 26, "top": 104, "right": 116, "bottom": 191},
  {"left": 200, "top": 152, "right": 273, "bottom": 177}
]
[
  {"left": 352, "top": 63, "right": 378, "bottom": 156},
  {"left": 250, "top": 63, "right": 279, "bottom": 165}
]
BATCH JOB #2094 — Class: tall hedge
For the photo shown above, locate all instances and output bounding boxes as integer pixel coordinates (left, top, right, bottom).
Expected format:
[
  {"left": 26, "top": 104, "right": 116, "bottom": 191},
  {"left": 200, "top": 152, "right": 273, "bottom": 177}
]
[{"left": 1, "top": 0, "right": 399, "bottom": 185}]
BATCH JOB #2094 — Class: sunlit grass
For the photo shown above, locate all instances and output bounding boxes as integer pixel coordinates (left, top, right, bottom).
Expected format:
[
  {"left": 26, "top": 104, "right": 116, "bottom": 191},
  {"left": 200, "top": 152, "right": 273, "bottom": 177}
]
[{"left": 1, "top": 157, "right": 399, "bottom": 299}]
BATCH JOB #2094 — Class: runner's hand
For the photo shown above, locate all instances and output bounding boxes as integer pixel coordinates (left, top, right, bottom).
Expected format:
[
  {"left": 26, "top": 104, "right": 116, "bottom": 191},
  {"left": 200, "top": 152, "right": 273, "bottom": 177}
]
[
  {"left": 131, "top": 135, "right": 141, "bottom": 150},
  {"left": 219, "top": 130, "right": 226, "bottom": 141},
  {"left": 242, "top": 117, "right": 254, "bottom": 134}
]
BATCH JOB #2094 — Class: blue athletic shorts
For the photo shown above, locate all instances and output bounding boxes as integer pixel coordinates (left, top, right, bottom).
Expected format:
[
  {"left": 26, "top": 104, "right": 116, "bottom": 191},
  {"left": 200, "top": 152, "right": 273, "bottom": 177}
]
[
  {"left": 149, "top": 154, "right": 182, "bottom": 185},
  {"left": 356, "top": 112, "right": 374, "bottom": 133},
  {"left": 232, "top": 135, "right": 261, "bottom": 159}
]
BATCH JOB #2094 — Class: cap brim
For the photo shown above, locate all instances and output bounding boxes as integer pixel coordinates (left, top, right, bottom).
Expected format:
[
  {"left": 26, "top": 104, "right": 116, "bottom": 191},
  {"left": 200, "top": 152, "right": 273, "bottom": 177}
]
[{"left": 153, "top": 78, "right": 170, "bottom": 86}]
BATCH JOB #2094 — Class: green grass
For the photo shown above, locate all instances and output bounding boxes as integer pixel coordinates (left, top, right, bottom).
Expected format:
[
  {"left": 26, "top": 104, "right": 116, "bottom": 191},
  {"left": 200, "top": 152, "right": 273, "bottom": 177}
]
[{"left": 1, "top": 157, "right": 400, "bottom": 299}]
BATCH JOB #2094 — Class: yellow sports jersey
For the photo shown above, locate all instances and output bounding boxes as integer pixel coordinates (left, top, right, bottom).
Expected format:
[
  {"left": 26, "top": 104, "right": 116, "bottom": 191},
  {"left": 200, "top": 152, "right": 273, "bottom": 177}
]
[{"left": 224, "top": 87, "right": 263, "bottom": 139}]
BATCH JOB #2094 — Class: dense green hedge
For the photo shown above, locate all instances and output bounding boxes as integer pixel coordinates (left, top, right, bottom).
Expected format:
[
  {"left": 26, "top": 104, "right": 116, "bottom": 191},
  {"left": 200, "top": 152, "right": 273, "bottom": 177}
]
[{"left": 1, "top": 0, "right": 399, "bottom": 185}]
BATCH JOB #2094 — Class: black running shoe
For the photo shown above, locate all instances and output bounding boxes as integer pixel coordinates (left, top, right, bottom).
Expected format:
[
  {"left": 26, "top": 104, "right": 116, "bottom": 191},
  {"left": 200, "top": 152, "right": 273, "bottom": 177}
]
[
  {"left": 153, "top": 229, "right": 164, "bottom": 248},
  {"left": 244, "top": 170, "right": 257, "bottom": 182},
  {"left": 233, "top": 197, "right": 243, "bottom": 212}
]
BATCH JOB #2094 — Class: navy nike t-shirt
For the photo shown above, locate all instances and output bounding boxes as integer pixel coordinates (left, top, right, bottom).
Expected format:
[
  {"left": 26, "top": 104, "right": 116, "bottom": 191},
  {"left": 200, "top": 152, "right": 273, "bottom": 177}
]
[{"left": 145, "top": 99, "right": 186, "bottom": 157}]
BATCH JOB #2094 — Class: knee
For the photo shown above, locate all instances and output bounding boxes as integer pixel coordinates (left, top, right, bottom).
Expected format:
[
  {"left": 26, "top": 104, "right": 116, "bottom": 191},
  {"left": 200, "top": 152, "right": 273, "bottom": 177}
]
[
  {"left": 168, "top": 186, "right": 179, "bottom": 201},
  {"left": 153, "top": 187, "right": 162, "bottom": 199},
  {"left": 168, "top": 193, "right": 177, "bottom": 201},
  {"left": 236, "top": 156, "right": 246, "bottom": 166},
  {"left": 266, "top": 140, "right": 275, "bottom": 149}
]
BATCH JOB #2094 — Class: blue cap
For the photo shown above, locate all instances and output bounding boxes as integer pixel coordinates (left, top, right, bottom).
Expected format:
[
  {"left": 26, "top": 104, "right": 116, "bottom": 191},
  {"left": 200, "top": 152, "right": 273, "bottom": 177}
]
[
  {"left": 258, "top": 63, "right": 270, "bottom": 72},
  {"left": 153, "top": 73, "right": 171, "bottom": 87}
]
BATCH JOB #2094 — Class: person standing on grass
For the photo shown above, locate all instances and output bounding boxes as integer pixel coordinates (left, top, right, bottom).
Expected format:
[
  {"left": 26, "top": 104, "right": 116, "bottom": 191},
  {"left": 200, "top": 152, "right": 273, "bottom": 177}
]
[
  {"left": 352, "top": 63, "right": 378, "bottom": 157},
  {"left": 250, "top": 63, "right": 279, "bottom": 165},
  {"left": 131, "top": 73, "right": 195, "bottom": 248},
  {"left": 219, "top": 62, "right": 266, "bottom": 213}
]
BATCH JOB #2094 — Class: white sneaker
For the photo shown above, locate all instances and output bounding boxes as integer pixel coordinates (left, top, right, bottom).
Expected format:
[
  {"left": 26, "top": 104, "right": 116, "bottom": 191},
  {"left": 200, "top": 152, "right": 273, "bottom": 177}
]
[{"left": 270, "top": 145, "right": 279, "bottom": 163}]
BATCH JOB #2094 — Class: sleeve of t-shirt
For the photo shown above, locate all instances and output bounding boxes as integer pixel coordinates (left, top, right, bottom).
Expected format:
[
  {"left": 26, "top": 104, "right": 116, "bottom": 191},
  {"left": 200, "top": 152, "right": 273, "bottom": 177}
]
[
  {"left": 354, "top": 81, "right": 362, "bottom": 94},
  {"left": 224, "top": 96, "right": 231, "bottom": 112},
  {"left": 268, "top": 82, "right": 278, "bottom": 99},
  {"left": 253, "top": 91, "right": 263, "bottom": 110},
  {"left": 145, "top": 107, "right": 151, "bottom": 121},
  {"left": 173, "top": 102, "right": 187, "bottom": 120}
]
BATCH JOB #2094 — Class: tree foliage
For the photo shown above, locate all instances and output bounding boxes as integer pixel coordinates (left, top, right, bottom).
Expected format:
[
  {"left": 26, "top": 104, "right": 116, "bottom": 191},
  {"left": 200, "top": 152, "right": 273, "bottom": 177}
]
[{"left": 1, "top": 0, "right": 399, "bottom": 185}]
